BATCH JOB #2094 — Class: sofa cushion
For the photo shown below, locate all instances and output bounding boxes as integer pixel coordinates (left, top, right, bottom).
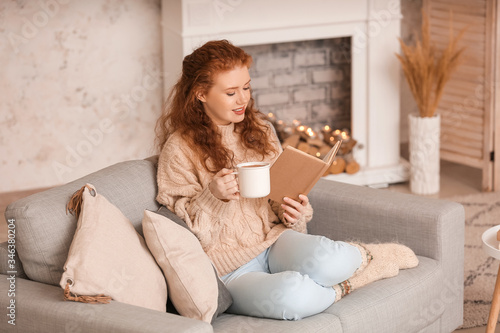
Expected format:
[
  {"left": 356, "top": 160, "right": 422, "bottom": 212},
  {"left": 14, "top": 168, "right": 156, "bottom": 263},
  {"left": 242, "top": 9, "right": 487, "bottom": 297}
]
[
  {"left": 142, "top": 209, "right": 232, "bottom": 323},
  {"left": 4, "top": 159, "right": 160, "bottom": 286},
  {"left": 0, "top": 277, "right": 213, "bottom": 333},
  {"left": 60, "top": 184, "right": 167, "bottom": 312},
  {"left": 213, "top": 312, "right": 343, "bottom": 332},
  {"left": 324, "top": 256, "right": 444, "bottom": 333}
]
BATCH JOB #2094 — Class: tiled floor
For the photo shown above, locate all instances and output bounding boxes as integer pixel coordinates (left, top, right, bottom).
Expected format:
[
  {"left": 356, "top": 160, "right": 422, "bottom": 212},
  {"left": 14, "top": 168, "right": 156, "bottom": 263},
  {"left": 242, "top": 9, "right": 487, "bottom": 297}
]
[{"left": 0, "top": 159, "right": 497, "bottom": 332}]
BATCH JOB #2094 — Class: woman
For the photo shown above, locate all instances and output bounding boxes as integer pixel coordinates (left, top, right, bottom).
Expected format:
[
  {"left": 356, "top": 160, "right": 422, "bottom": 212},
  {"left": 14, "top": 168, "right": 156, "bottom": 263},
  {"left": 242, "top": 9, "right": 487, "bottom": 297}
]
[{"left": 155, "top": 40, "right": 418, "bottom": 320}]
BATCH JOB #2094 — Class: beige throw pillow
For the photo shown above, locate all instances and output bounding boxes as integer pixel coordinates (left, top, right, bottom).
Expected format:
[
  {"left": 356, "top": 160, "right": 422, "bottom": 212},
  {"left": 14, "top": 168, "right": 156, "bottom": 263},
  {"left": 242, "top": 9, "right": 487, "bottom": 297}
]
[
  {"left": 142, "top": 209, "right": 222, "bottom": 323},
  {"left": 60, "top": 184, "right": 167, "bottom": 312}
]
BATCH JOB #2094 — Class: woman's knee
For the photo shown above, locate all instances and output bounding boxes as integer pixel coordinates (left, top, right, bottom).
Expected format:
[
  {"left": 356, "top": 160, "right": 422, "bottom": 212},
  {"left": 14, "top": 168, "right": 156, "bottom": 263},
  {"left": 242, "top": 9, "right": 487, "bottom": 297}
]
[
  {"left": 291, "top": 237, "right": 363, "bottom": 286},
  {"left": 264, "top": 271, "right": 335, "bottom": 320},
  {"left": 315, "top": 239, "right": 362, "bottom": 286}
]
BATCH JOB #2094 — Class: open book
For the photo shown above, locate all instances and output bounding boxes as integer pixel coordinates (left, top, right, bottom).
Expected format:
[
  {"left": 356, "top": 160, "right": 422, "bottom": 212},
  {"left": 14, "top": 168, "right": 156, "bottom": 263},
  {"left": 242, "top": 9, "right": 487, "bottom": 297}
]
[{"left": 267, "top": 140, "right": 342, "bottom": 204}]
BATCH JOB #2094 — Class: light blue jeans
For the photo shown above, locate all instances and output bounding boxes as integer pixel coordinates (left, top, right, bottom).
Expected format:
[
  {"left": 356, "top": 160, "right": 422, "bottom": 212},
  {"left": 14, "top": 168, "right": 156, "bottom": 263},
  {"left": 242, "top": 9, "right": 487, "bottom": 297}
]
[{"left": 221, "top": 230, "right": 362, "bottom": 320}]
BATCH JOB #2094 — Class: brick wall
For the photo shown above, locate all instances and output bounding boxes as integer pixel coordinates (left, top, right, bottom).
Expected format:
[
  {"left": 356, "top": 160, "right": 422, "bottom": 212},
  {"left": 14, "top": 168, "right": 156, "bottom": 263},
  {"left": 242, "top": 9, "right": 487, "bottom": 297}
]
[{"left": 242, "top": 38, "right": 351, "bottom": 131}]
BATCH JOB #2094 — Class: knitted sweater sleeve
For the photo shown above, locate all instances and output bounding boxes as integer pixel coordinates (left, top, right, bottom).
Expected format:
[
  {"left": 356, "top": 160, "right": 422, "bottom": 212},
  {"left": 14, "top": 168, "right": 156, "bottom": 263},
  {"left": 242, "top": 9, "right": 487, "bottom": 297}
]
[{"left": 156, "top": 138, "right": 234, "bottom": 244}]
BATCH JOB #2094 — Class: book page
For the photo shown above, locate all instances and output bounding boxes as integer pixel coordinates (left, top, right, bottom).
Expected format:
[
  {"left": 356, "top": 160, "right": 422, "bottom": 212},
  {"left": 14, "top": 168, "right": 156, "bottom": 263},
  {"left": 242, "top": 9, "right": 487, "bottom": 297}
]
[{"left": 322, "top": 140, "right": 342, "bottom": 165}]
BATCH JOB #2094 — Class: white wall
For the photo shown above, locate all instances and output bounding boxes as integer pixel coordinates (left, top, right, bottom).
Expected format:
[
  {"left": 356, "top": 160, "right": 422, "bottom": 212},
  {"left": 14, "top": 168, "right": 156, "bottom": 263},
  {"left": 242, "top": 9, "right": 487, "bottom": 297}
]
[
  {"left": 0, "top": 0, "right": 421, "bottom": 193},
  {"left": 0, "top": 0, "right": 163, "bottom": 192},
  {"left": 399, "top": 0, "right": 422, "bottom": 143}
]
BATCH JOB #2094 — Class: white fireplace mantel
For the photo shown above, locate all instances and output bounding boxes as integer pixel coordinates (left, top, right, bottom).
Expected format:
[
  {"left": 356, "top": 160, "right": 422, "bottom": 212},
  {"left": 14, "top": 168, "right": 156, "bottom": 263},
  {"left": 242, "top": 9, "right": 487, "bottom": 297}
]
[{"left": 161, "top": 0, "right": 409, "bottom": 187}]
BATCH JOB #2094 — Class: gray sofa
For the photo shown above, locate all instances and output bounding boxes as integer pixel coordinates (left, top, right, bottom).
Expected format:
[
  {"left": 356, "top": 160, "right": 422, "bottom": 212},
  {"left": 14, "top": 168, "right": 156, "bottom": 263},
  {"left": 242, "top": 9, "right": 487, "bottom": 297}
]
[{"left": 0, "top": 157, "right": 465, "bottom": 332}]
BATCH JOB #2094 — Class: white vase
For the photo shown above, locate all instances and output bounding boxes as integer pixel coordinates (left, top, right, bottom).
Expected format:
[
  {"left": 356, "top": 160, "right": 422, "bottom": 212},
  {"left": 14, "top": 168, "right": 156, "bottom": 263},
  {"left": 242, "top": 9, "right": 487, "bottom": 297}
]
[{"left": 408, "top": 114, "right": 440, "bottom": 195}]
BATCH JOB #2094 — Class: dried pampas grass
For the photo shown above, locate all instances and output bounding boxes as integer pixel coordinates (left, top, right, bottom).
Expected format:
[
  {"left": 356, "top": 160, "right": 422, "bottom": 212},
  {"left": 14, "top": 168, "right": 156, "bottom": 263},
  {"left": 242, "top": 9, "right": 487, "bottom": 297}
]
[{"left": 396, "top": 10, "right": 466, "bottom": 118}]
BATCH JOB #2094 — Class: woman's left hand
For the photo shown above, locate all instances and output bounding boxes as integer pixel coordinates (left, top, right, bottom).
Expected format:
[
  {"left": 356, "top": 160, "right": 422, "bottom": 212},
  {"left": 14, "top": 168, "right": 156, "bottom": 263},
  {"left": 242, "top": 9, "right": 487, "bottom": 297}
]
[{"left": 281, "top": 194, "right": 309, "bottom": 225}]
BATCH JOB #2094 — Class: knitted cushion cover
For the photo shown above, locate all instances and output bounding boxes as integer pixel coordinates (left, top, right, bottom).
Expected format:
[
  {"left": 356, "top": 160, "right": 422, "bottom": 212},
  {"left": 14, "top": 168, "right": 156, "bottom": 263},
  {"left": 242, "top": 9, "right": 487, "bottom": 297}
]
[
  {"left": 142, "top": 208, "right": 232, "bottom": 323},
  {"left": 59, "top": 184, "right": 168, "bottom": 311}
]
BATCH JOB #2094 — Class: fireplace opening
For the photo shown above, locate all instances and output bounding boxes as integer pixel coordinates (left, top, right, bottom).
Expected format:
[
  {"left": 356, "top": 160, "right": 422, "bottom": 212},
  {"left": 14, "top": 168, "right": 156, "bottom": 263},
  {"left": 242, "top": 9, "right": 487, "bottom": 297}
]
[
  {"left": 162, "top": 0, "right": 408, "bottom": 186},
  {"left": 242, "top": 37, "right": 351, "bottom": 132}
]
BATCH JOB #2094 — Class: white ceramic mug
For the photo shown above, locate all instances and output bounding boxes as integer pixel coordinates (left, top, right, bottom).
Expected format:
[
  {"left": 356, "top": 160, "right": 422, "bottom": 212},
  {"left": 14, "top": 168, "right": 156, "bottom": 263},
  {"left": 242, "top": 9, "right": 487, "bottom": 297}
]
[{"left": 232, "top": 162, "right": 271, "bottom": 198}]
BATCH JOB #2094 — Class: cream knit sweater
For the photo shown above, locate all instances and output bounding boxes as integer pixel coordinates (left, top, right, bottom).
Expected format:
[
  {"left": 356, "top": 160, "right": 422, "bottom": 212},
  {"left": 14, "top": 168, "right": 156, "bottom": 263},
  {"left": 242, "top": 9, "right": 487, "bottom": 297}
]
[{"left": 156, "top": 122, "right": 313, "bottom": 276}]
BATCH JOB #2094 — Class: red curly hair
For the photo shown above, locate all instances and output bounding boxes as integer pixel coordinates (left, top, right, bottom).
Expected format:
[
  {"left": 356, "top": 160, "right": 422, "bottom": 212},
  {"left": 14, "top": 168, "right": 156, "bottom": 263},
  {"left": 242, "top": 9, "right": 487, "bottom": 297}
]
[{"left": 155, "top": 40, "right": 277, "bottom": 172}]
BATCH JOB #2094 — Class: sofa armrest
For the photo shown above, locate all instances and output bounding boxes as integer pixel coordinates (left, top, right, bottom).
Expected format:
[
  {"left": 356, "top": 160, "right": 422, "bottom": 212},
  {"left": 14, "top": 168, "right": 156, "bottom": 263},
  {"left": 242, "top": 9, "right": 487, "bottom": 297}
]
[
  {"left": 308, "top": 179, "right": 465, "bottom": 332},
  {"left": 308, "top": 179, "right": 465, "bottom": 261},
  {"left": 0, "top": 241, "right": 27, "bottom": 278},
  {"left": 0, "top": 276, "right": 213, "bottom": 333}
]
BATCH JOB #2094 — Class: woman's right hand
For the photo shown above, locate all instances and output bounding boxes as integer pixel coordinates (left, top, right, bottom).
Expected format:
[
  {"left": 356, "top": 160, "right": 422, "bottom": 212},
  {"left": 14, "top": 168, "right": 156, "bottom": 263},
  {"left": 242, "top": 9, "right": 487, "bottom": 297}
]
[{"left": 209, "top": 168, "right": 240, "bottom": 201}]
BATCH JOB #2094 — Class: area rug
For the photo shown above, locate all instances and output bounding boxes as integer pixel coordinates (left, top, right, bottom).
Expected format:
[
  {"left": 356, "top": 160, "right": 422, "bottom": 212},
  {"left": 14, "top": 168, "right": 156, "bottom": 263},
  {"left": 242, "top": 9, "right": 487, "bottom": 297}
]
[{"left": 450, "top": 191, "right": 500, "bottom": 329}]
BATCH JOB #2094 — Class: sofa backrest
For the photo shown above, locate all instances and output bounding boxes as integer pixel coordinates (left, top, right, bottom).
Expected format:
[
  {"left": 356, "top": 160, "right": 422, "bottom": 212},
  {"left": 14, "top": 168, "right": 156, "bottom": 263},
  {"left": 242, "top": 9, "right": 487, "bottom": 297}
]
[{"left": 5, "top": 159, "right": 160, "bottom": 286}]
